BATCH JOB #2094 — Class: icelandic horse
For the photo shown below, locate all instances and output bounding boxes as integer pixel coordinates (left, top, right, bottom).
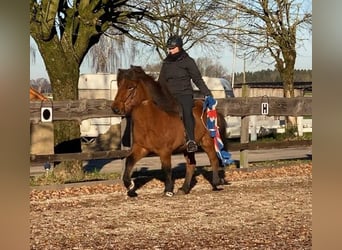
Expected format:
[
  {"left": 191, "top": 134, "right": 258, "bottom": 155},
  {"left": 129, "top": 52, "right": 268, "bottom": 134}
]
[{"left": 111, "top": 66, "right": 227, "bottom": 197}]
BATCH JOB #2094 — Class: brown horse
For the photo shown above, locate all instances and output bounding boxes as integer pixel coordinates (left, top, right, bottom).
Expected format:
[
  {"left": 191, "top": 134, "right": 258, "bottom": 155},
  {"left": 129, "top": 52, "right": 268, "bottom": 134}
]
[{"left": 111, "top": 66, "right": 226, "bottom": 197}]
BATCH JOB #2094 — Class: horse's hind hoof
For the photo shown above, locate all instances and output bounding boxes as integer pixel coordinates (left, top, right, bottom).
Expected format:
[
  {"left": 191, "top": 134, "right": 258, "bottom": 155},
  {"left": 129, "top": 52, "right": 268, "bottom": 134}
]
[
  {"left": 127, "top": 190, "right": 138, "bottom": 197},
  {"left": 220, "top": 178, "right": 229, "bottom": 185},
  {"left": 177, "top": 188, "right": 189, "bottom": 195},
  {"left": 212, "top": 186, "right": 223, "bottom": 191},
  {"left": 164, "top": 191, "right": 174, "bottom": 197}
]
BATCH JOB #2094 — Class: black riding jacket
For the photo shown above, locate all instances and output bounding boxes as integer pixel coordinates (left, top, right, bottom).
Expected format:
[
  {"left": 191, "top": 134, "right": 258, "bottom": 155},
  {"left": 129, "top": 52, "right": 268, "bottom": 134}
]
[{"left": 158, "top": 49, "right": 212, "bottom": 97}]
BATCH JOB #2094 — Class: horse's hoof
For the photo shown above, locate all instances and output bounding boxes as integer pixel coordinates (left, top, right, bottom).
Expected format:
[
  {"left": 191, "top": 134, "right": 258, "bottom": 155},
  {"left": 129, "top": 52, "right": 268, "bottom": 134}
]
[
  {"left": 212, "top": 186, "right": 223, "bottom": 191},
  {"left": 127, "top": 190, "right": 138, "bottom": 197},
  {"left": 213, "top": 178, "right": 224, "bottom": 187},
  {"left": 177, "top": 188, "right": 189, "bottom": 195},
  {"left": 164, "top": 191, "right": 174, "bottom": 197},
  {"left": 220, "top": 178, "right": 229, "bottom": 185}
]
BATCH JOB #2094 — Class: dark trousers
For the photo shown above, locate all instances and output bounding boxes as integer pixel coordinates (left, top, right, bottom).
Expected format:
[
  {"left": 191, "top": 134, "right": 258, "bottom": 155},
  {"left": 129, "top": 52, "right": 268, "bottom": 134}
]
[{"left": 174, "top": 94, "right": 195, "bottom": 141}]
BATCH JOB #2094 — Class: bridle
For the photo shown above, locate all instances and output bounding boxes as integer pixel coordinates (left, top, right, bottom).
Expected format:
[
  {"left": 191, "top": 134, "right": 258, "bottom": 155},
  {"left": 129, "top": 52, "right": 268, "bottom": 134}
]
[
  {"left": 124, "top": 86, "right": 137, "bottom": 103},
  {"left": 120, "top": 80, "right": 138, "bottom": 112}
]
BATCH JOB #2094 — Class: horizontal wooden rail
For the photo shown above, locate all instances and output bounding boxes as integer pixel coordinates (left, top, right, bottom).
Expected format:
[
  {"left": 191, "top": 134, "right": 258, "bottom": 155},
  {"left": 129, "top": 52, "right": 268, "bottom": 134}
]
[
  {"left": 30, "top": 97, "right": 312, "bottom": 123},
  {"left": 30, "top": 140, "right": 312, "bottom": 164},
  {"left": 228, "top": 139, "right": 312, "bottom": 151},
  {"left": 216, "top": 96, "right": 312, "bottom": 116},
  {"left": 30, "top": 150, "right": 130, "bottom": 163},
  {"left": 30, "top": 99, "right": 119, "bottom": 123}
]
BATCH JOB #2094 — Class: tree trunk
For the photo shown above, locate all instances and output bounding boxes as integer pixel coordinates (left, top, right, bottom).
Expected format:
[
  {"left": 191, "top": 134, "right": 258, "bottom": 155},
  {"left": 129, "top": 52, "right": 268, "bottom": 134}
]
[
  {"left": 282, "top": 65, "right": 295, "bottom": 99},
  {"left": 284, "top": 77, "right": 297, "bottom": 128},
  {"left": 30, "top": 0, "right": 150, "bottom": 181},
  {"left": 278, "top": 52, "right": 297, "bottom": 128},
  {"left": 32, "top": 35, "right": 84, "bottom": 179}
]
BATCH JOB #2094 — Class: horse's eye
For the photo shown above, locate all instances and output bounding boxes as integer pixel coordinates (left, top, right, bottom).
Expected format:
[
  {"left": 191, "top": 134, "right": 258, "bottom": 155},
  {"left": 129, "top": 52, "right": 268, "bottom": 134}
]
[{"left": 128, "top": 86, "right": 136, "bottom": 91}]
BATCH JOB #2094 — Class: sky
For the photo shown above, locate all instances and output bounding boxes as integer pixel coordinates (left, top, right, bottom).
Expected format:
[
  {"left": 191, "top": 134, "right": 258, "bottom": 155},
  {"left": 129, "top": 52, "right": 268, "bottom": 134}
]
[{"left": 30, "top": 35, "right": 312, "bottom": 80}]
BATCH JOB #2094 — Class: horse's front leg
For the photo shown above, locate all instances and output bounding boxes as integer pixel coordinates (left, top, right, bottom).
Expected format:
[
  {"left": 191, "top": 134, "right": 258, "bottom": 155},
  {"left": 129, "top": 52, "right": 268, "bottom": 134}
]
[
  {"left": 179, "top": 152, "right": 196, "bottom": 194},
  {"left": 160, "top": 154, "right": 174, "bottom": 197},
  {"left": 123, "top": 145, "right": 149, "bottom": 197}
]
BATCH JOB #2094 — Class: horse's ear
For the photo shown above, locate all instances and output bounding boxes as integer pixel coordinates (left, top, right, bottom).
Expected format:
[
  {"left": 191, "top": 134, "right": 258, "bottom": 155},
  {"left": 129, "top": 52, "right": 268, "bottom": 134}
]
[
  {"left": 117, "top": 69, "right": 123, "bottom": 80},
  {"left": 133, "top": 65, "right": 144, "bottom": 73}
]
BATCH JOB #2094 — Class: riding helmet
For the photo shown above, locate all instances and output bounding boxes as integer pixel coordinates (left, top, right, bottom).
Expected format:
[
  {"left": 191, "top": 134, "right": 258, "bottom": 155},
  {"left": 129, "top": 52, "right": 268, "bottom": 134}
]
[{"left": 167, "top": 35, "right": 183, "bottom": 48}]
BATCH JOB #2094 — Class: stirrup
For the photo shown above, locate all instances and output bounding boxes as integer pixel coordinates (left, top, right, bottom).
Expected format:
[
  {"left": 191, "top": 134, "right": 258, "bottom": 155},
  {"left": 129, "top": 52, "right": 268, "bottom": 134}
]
[{"left": 186, "top": 140, "right": 198, "bottom": 152}]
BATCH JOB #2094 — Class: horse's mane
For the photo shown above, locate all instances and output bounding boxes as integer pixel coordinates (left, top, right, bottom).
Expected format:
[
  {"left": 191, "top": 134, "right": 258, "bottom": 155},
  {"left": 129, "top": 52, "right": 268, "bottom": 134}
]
[{"left": 118, "top": 66, "right": 180, "bottom": 114}]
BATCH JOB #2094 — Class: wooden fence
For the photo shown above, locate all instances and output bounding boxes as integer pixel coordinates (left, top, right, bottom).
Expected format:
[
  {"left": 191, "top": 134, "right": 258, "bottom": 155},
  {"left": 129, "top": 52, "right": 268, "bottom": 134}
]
[{"left": 30, "top": 97, "right": 312, "bottom": 167}]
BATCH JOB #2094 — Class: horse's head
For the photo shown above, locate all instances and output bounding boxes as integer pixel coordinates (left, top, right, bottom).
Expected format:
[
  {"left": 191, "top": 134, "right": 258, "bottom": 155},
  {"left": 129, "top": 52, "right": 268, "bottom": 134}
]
[
  {"left": 111, "top": 66, "right": 150, "bottom": 115},
  {"left": 112, "top": 65, "right": 180, "bottom": 115}
]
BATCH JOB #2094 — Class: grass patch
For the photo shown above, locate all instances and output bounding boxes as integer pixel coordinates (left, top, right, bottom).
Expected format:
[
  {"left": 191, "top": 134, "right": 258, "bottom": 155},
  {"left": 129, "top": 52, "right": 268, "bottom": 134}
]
[
  {"left": 256, "top": 130, "right": 312, "bottom": 142},
  {"left": 227, "top": 131, "right": 312, "bottom": 144},
  {"left": 30, "top": 170, "right": 121, "bottom": 187},
  {"left": 248, "top": 158, "right": 312, "bottom": 168}
]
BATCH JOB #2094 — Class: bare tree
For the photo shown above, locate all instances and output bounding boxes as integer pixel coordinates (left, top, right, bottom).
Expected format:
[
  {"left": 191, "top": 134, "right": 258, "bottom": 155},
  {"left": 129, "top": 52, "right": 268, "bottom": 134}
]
[
  {"left": 30, "top": 0, "right": 147, "bottom": 176},
  {"left": 122, "top": 0, "right": 234, "bottom": 60},
  {"left": 86, "top": 28, "right": 140, "bottom": 73},
  {"left": 84, "top": 1, "right": 236, "bottom": 77},
  {"left": 196, "top": 57, "right": 229, "bottom": 77},
  {"left": 221, "top": 0, "right": 312, "bottom": 98}
]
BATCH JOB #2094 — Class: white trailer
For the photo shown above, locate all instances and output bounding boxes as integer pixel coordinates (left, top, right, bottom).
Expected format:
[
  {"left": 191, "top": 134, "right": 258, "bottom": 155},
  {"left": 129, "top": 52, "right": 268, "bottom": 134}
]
[
  {"left": 78, "top": 73, "right": 121, "bottom": 138},
  {"left": 192, "top": 76, "right": 234, "bottom": 99}
]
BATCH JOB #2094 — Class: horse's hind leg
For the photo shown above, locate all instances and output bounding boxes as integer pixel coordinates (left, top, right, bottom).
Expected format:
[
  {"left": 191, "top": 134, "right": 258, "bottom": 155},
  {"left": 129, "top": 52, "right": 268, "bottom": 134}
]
[
  {"left": 200, "top": 137, "right": 222, "bottom": 189},
  {"left": 160, "top": 154, "right": 174, "bottom": 197},
  {"left": 123, "top": 145, "right": 149, "bottom": 197},
  {"left": 179, "top": 152, "right": 196, "bottom": 194}
]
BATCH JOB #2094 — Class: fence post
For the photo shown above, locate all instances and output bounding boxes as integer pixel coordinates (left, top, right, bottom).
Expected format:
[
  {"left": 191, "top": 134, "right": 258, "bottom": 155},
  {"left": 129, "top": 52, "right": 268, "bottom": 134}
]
[
  {"left": 239, "top": 80, "right": 249, "bottom": 168},
  {"left": 250, "top": 115, "right": 257, "bottom": 141},
  {"left": 30, "top": 122, "right": 54, "bottom": 164},
  {"left": 240, "top": 116, "right": 249, "bottom": 168},
  {"left": 297, "top": 116, "right": 304, "bottom": 136}
]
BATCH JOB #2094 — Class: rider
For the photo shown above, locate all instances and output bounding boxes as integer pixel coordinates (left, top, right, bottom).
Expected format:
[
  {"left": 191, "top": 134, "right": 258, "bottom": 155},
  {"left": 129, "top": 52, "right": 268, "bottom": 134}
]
[{"left": 158, "top": 35, "right": 213, "bottom": 152}]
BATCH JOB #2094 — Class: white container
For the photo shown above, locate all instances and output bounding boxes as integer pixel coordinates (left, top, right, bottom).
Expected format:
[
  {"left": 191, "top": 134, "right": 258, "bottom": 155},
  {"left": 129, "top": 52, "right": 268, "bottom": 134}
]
[
  {"left": 78, "top": 73, "right": 121, "bottom": 137},
  {"left": 192, "top": 76, "right": 234, "bottom": 98}
]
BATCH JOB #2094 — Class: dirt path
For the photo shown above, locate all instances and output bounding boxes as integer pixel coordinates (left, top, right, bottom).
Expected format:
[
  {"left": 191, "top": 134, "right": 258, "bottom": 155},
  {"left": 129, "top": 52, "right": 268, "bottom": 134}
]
[{"left": 30, "top": 164, "right": 312, "bottom": 249}]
